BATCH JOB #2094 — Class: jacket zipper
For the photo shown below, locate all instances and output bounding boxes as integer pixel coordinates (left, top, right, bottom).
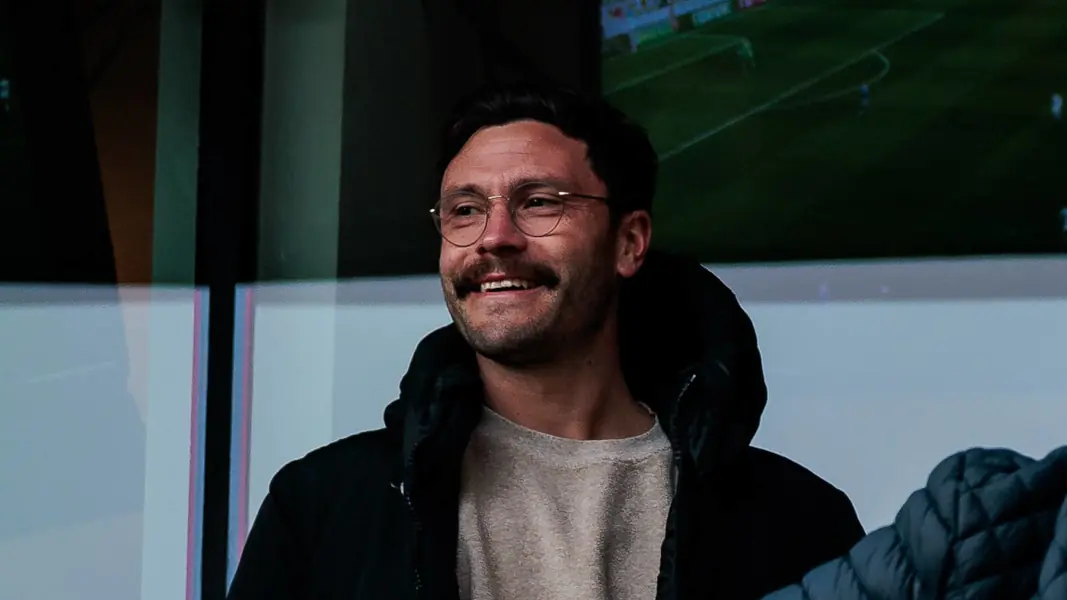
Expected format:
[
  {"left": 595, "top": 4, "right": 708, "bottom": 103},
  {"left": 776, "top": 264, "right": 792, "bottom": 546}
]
[
  {"left": 401, "top": 483, "right": 423, "bottom": 596},
  {"left": 402, "top": 440, "right": 425, "bottom": 598},
  {"left": 401, "top": 376, "right": 468, "bottom": 599},
  {"left": 670, "top": 372, "right": 697, "bottom": 488},
  {"left": 660, "top": 372, "right": 697, "bottom": 600}
]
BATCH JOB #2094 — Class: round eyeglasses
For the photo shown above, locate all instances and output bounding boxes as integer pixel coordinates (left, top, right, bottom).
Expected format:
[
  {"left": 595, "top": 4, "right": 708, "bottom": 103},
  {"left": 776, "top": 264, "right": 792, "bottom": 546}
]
[{"left": 430, "top": 182, "right": 609, "bottom": 247}]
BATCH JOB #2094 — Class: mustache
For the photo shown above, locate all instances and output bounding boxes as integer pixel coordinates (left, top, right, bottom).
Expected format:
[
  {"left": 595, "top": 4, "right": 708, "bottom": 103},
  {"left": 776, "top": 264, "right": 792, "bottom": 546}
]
[{"left": 452, "top": 259, "right": 561, "bottom": 298}]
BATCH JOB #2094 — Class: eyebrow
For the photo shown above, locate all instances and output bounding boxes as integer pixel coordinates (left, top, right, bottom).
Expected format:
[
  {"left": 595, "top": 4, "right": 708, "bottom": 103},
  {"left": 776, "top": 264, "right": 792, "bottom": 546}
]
[{"left": 441, "top": 176, "right": 573, "bottom": 197}]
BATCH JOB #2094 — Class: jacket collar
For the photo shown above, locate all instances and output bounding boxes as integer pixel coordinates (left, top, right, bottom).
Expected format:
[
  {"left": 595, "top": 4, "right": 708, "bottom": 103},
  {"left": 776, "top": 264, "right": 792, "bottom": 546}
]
[{"left": 383, "top": 250, "right": 768, "bottom": 477}]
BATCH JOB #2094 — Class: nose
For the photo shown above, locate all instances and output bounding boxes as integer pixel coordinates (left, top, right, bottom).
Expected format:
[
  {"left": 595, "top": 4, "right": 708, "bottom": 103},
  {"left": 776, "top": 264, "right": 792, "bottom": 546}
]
[{"left": 477, "top": 202, "right": 527, "bottom": 254}]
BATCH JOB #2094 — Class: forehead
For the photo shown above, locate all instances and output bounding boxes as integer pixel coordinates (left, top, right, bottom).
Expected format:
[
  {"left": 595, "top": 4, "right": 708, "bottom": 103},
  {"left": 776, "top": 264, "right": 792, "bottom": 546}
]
[{"left": 442, "top": 120, "right": 594, "bottom": 191}]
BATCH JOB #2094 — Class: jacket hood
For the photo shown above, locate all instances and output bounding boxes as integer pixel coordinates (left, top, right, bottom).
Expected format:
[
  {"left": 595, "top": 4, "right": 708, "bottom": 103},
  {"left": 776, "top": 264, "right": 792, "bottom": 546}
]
[{"left": 383, "top": 250, "right": 768, "bottom": 471}]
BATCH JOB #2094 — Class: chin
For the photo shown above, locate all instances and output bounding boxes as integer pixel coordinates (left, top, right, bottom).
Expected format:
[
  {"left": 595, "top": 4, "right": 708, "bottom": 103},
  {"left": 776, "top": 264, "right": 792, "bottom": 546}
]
[
  {"left": 465, "top": 299, "right": 552, "bottom": 329},
  {"left": 463, "top": 325, "right": 558, "bottom": 366},
  {"left": 473, "top": 340, "right": 555, "bottom": 367}
]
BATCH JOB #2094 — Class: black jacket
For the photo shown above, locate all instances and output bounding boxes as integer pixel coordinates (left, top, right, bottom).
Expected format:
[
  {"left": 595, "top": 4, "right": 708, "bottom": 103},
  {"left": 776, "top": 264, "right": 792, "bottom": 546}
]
[
  {"left": 763, "top": 445, "right": 1067, "bottom": 600},
  {"left": 227, "top": 251, "right": 866, "bottom": 600}
]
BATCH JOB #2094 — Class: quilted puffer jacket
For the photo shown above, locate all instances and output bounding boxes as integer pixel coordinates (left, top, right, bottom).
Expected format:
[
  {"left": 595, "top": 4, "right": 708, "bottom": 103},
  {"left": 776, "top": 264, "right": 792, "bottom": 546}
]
[{"left": 763, "top": 445, "right": 1067, "bottom": 600}]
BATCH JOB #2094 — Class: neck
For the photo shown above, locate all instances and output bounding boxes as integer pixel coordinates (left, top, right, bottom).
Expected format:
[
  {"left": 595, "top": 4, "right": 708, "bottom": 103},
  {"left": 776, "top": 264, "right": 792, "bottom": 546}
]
[{"left": 476, "top": 322, "right": 653, "bottom": 440}]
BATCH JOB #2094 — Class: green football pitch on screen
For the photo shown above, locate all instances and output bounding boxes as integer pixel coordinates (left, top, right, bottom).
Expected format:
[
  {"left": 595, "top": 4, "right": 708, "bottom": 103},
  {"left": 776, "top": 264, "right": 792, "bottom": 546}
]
[{"left": 602, "top": 0, "right": 1067, "bottom": 263}]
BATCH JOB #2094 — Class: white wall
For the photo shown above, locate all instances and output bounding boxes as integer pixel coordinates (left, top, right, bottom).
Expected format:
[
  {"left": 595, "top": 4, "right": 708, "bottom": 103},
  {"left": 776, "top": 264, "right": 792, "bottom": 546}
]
[
  {"left": 0, "top": 286, "right": 203, "bottom": 600},
  {"left": 237, "top": 258, "right": 1067, "bottom": 542}
]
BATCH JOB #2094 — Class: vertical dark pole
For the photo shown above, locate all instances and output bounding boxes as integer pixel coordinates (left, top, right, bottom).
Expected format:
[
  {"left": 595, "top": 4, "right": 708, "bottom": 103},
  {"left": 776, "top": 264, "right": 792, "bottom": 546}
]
[
  {"left": 195, "top": 1, "right": 263, "bottom": 599},
  {"left": 579, "top": 0, "right": 602, "bottom": 97}
]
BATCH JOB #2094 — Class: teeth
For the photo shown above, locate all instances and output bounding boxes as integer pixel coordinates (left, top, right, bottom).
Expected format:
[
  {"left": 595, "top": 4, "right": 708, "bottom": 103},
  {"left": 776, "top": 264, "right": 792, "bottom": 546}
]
[{"left": 479, "top": 279, "right": 532, "bottom": 292}]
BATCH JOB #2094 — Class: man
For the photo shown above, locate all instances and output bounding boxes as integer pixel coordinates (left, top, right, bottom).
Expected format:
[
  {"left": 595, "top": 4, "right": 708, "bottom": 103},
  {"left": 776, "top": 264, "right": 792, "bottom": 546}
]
[{"left": 227, "top": 83, "right": 865, "bottom": 600}]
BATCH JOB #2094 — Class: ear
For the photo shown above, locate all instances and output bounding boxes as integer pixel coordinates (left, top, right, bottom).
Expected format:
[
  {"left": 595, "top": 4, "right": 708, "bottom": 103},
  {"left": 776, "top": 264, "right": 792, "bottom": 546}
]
[{"left": 615, "top": 210, "right": 651, "bottom": 279}]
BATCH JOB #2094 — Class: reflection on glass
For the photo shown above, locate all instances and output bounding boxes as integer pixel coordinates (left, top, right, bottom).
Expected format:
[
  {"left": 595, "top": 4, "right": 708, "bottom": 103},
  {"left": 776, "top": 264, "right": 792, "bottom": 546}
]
[{"left": 1, "top": 2, "right": 203, "bottom": 600}]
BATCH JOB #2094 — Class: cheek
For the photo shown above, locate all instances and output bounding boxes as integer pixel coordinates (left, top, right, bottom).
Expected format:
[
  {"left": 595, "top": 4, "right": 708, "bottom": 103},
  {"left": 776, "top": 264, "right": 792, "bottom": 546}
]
[
  {"left": 552, "top": 236, "right": 609, "bottom": 283},
  {"left": 439, "top": 244, "right": 462, "bottom": 275},
  {"left": 527, "top": 238, "right": 571, "bottom": 272}
]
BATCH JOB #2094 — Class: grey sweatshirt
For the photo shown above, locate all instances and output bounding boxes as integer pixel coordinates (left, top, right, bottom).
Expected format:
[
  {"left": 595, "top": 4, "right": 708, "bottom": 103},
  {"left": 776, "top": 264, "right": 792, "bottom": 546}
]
[{"left": 457, "top": 406, "right": 673, "bottom": 600}]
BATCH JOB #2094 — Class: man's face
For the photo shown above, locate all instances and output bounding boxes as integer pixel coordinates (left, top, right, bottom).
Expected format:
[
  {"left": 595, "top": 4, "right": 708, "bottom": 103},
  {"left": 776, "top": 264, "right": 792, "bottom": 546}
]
[{"left": 439, "top": 120, "right": 649, "bottom": 366}]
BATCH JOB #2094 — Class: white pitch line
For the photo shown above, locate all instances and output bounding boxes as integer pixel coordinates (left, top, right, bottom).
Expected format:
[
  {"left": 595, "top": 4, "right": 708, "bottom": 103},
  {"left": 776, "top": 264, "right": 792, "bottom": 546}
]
[
  {"left": 660, "top": 12, "right": 944, "bottom": 161},
  {"left": 772, "top": 50, "right": 892, "bottom": 110},
  {"left": 603, "top": 29, "right": 704, "bottom": 65},
  {"left": 605, "top": 36, "right": 747, "bottom": 95}
]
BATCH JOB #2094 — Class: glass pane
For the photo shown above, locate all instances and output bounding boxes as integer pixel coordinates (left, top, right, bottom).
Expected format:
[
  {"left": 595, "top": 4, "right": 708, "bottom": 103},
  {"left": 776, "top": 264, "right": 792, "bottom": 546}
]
[
  {"left": 229, "top": 4, "right": 1067, "bottom": 583},
  {"left": 0, "top": 2, "right": 206, "bottom": 599}
]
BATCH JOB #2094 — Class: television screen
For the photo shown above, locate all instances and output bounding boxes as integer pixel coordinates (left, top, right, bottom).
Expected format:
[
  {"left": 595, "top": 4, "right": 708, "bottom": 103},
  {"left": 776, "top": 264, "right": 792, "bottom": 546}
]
[{"left": 601, "top": 0, "right": 1067, "bottom": 263}]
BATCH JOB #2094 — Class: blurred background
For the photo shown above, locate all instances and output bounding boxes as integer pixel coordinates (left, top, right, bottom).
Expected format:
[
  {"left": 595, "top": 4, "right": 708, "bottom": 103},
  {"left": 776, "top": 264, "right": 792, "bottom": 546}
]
[{"left": 1, "top": 0, "right": 1064, "bottom": 599}]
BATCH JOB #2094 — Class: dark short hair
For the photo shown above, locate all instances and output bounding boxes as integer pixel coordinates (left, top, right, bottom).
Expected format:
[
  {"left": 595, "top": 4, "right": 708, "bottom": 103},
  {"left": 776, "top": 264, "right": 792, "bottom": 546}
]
[{"left": 437, "top": 82, "right": 658, "bottom": 216}]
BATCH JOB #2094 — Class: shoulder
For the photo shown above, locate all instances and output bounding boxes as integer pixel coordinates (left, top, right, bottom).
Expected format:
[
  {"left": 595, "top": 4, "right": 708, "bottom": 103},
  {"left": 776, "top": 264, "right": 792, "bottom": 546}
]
[
  {"left": 740, "top": 446, "right": 855, "bottom": 507},
  {"left": 903, "top": 445, "right": 1067, "bottom": 554},
  {"left": 230, "top": 428, "right": 406, "bottom": 593},
  {"left": 283, "top": 427, "right": 396, "bottom": 473},
  {"left": 735, "top": 446, "right": 866, "bottom": 550},
  {"left": 267, "top": 427, "right": 399, "bottom": 518}
]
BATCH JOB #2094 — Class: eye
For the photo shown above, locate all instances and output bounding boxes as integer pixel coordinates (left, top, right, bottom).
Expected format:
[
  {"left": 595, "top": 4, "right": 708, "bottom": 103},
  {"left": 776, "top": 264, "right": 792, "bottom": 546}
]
[
  {"left": 442, "top": 194, "right": 487, "bottom": 218},
  {"left": 522, "top": 195, "right": 564, "bottom": 210},
  {"left": 451, "top": 203, "right": 483, "bottom": 217}
]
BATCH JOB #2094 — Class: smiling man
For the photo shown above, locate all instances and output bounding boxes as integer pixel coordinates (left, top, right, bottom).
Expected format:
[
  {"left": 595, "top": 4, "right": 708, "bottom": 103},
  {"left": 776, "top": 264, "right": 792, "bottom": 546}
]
[{"left": 227, "top": 83, "right": 866, "bottom": 600}]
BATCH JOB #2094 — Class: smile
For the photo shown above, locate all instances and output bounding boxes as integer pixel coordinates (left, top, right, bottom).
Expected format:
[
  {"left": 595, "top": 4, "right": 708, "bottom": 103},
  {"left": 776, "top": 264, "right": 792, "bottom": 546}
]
[{"left": 478, "top": 279, "right": 538, "bottom": 293}]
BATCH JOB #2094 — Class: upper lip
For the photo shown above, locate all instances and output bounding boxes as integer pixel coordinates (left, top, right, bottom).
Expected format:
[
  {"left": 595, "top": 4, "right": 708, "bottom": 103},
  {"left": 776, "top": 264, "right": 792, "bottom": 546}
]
[{"left": 477, "top": 273, "right": 528, "bottom": 284}]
